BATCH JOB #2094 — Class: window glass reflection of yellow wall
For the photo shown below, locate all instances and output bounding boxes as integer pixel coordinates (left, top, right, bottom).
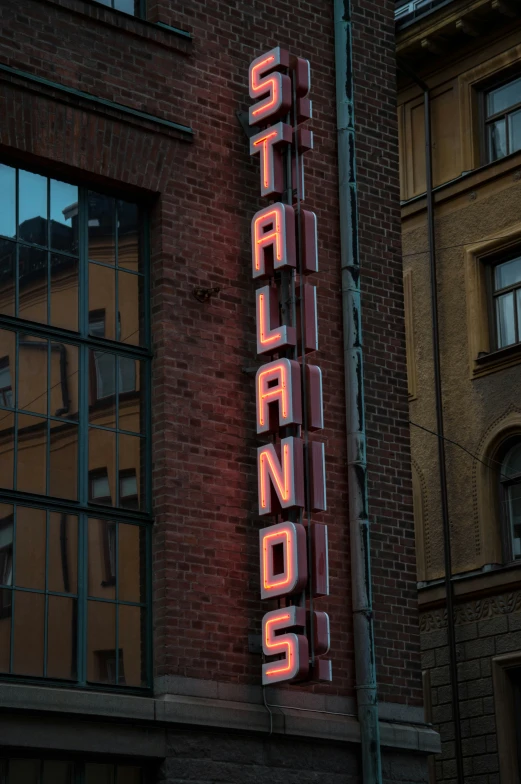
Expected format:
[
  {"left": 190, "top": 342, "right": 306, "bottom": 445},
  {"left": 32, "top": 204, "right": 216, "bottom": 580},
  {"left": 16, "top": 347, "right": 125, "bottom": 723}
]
[
  {"left": 0, "top": 504, "right": 145, "bottom": 686},
  {"left": 0, "top": 167, "right": 147, "bottom": 688}
]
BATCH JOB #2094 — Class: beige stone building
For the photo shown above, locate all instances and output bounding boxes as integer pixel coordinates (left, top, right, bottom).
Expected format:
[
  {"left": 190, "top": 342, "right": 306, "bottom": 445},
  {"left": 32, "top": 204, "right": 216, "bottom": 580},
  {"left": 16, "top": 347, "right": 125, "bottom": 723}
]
[{"left": 397, "top": 0, "right": 521, "bottom": 781}]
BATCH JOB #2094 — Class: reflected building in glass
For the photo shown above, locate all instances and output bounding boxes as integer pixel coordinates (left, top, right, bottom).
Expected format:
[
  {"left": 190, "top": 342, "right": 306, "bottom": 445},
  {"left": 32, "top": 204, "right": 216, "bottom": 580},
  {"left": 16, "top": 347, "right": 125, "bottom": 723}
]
[{"left": 0, "top": 165, "right": 148, "bottom": 689}]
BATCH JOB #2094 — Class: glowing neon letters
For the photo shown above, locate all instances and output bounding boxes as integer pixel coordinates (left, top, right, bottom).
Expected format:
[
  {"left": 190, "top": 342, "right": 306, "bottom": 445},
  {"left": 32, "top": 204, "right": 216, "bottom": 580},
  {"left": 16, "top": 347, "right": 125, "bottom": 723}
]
[
  {"left": 249, "top": 47, "right": 292, "bottom": 126},
  {"left": 257, "top": 437, "right": 304, "bottom": 515},
  {"left": 262, "top": 606, "right": 308, "bottom": 685},
  {"left": 256, "top": 358, "right": 302, "bottom": 434},
  {"left": 256, "top": 285, "right": 296, "bottom": 355},
  {"left": 250, "top": 123, "right": 293, "bottom": 198},
  {"left": 252, "top": 203, "right": 295, "bottom": 279},
  {"left": 259, "top": 521, "right": 307, "bottom": 599},
  {"left": 249, "top": 48, "right": 331, "bottom": 686}
]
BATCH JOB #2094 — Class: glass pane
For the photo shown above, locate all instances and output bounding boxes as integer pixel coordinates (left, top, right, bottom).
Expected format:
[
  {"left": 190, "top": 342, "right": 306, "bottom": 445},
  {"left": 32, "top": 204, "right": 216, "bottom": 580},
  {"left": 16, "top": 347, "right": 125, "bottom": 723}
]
[
  {"left": 119, "top": 523, "right": 144, "bottom": 602},
  {"left": 89, "top": 431, "right": 116, "bottom": 491},
  {"left": 18, "top": 336, "right": 47, "bottom": 415},
  {"left": 119, "top": 358, "right": 141, "bottom": 433},
  {"left": 509, "top": 483, "right": 521, "bottom": 559},
  {"left": 0, "top": 329, "right": 15, "bottom": 408},
  {"left": 89, "top": 265, "right": 116, "bottom": 340},
  {"left": 90, "top": 350, "right": 116, "bottom": 423},
  {"left": 17, "top": 413, "right": 47, "bottom": 495},
  {"left": 88, "top": 518, "right": 116, "bottom": 600},
  {"left": 48, "top": 512, "right": 78, "bottom": 594},
  {"left": 496, "top": 291, "right": 516, "bottom": 347},
  {"left": 487, "top": 119, "right": 507, "bottom": 162},
  {"left": 118, "top": 433, "right": 143, "bottom": 509},
  {"left": 15, "top": 506, "right": 46, "bottom": 590},
  {"left": 13, "top": 590, "right": 45, "bottom": 676},
  {"left": 118, "top": 271, "right": 141, "bottom": 346},
  {"left": 89, "top": 192, "right": 116, "bottom": 265},
  {"left": 50, "top": 254, "right": 79, "bottom": 331},
  {"left": 8, "top": 760, "right": 40, "bottom": 784},
  {"left": 115, "top": 0, "right": 137, "bottom": 15},
  {"left": 0, "top": 513, "right": 13, "bottom": 589},
  {"left": 0, "top": 238, "right": 16, "bottom": 317},
  {"left": 50, "top": 179, "right": 78, "bottom": 254},
  {"left": 0, "top": 591, "right": 11, "bottom": 670},
  {"left": 47, "top": 595, "right": 77, "bottom": 680},
  {"left": 19, "top": 246, "right": 48, "bottom": 324},
  {"left": 0, "top": 412, "right": 15, "bottom": 490},
  {"left": 19, "top": 169, "right": 48, "bottom": 245},
  {"left": 86, "top": 764, "right": 115, "bottom": 784},
  {"left": 487, "top": 76, "right": 521, "bottom": 116},
  {"left": 0, "top": 165, "right": 15, "bottom": 238},
  {"left": 50, "top": 342, "right": 78, "bottom": 419},
  {"left": 495, "top": 256, "right": 521, "bottom": 289},
  {"left": 509, "top": 109, "right": 521, "bottom": 155},
  {"left": 49, "top": 420, "right": 78, "bottom": 500},
  {"left": 87, "top": 599, "right": 116, "bottom": 683},
  {"left": 89, "top": 428, "right": 116, "bottom": 503},
  {"left": 117, "top": 200, "right": 140, "bottom": 271},
  {"left": 119, "top": 604, "right": 145, "bottom": 687},
  {"left": 118, "top": 355, "right": 137, "bottom": 398},
  {"left": 116, "top": 767, "right": 142, "bottom": 784},
  {"left": 42, "top": 760, "right": 74, "bottom": 784}
]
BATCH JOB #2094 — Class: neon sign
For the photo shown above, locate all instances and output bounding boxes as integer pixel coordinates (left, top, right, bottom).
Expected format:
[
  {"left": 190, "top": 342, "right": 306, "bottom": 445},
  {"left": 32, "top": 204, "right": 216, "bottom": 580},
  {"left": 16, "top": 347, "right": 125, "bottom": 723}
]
[{"left": 249, "top": 49, "right": 331, "bottom": 686}]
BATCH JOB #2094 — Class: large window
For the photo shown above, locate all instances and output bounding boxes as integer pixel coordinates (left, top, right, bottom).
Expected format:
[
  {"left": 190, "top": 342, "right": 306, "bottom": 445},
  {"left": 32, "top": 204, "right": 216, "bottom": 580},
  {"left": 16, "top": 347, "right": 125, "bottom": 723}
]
[
  {"left": 0, "top": 758, "right": 145, "bottom": 784},
  {"left": 0, "top": 163, "right": 150, "bottom": 690},
  {"left": 490, "top": 252, "right": 521, "bottom": 350},
  {"left": 485, "top": 74, "right": 521, "bottom": 162},
  {"left": 501, "top": 442, "right": 521, "bottom": 562},
  {"left": 94, "top": 0, "right": 145, "bottom": 16}
]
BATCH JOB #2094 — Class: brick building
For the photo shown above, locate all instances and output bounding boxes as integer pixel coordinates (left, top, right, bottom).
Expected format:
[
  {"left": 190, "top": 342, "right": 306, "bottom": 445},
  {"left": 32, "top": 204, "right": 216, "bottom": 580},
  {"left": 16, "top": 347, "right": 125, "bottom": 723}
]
[
  {"left": 0, "top": 0, "right": 437, "bottom": 782},
  {"left": 397, "top": 0, "right": 521, "bottom": 781}
]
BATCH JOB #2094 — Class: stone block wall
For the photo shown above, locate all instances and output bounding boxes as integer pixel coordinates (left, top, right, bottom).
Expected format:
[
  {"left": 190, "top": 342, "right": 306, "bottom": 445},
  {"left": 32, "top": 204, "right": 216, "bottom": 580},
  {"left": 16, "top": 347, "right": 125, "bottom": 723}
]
[{"left": 420, "top": 594, "right": 521, "bottom": 783}]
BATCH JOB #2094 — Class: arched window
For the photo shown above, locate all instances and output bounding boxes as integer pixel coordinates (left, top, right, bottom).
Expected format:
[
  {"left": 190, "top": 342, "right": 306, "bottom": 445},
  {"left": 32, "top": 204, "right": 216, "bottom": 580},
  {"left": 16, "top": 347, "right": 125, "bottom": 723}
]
[{"left": 501, "top": 441, "right": 521, "bottom": 561}]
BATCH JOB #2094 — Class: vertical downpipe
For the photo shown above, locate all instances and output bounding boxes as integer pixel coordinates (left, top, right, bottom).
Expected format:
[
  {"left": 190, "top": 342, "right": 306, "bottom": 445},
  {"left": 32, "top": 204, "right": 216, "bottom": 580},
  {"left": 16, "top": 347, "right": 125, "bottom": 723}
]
[{"left": 333, "top": 2, "right": 383, "bottom": 782}]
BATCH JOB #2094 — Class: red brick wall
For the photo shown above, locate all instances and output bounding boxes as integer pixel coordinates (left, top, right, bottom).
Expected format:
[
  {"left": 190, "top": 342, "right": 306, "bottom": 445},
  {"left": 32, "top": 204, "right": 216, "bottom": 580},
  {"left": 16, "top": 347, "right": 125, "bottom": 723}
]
[{"left": 0, "top": 0, "right": 421, "bottom": 705}]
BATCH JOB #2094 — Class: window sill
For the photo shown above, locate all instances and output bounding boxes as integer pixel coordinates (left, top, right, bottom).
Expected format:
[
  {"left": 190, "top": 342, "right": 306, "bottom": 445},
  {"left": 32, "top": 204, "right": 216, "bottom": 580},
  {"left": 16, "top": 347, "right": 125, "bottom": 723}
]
[
  {"left": 418, "top": 560, "right": 521, "bottom": 608},
  {"left": 473, "top": 342, "right": 521, "bottom": 378},
  {"left": 39, "top": 0, "right": 192, "bottom": 54}
]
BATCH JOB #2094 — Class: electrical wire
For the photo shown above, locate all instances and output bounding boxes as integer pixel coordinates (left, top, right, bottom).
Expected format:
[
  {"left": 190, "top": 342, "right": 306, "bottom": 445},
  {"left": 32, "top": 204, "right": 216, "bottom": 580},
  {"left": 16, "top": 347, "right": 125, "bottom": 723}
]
[{"left": 409, "top": 419, "right": 510, "bottom": 479}]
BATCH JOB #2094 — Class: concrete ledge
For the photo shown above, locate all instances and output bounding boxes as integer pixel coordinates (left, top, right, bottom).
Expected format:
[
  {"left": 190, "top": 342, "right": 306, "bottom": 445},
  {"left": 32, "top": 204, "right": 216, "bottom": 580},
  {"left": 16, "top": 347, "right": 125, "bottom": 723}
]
[{"left": 0, "top": 681, "right": 440, "bottom": 756}]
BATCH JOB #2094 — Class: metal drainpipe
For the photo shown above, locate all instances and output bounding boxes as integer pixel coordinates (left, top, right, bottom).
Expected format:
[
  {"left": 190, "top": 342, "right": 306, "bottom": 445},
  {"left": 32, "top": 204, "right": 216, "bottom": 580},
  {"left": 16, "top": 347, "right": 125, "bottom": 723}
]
[
  {"left": 398, "top": 61, "right": 464, "bottom": 783},
  {"left": 333, "top": 2, "right": 382, "bottom": 782}
]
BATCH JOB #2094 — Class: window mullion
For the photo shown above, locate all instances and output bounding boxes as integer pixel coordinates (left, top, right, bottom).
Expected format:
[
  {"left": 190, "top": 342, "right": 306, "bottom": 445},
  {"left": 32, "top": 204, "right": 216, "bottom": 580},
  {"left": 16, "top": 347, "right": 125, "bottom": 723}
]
[{"left": 77, "top": 186, "right": 89, "bottom": 687}]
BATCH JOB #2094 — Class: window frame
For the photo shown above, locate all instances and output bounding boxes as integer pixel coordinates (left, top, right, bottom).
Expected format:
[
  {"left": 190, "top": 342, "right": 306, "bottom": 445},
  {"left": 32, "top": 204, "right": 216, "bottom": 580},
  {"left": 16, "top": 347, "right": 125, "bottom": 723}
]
[
  {"left": 486, "top": 249, "right": 521, "bottom": 351},
  {"left": 481, "top": 71, "right": 521, "bottom": 164},
  {"left": 499, "top": 440, "right": 521, "bottom": 564},
  {"left": 93, "top": 0, "right": 147, "bottom": 18},
  {"left": 0, "top": 160, "right": 152, "bottom": 693}
]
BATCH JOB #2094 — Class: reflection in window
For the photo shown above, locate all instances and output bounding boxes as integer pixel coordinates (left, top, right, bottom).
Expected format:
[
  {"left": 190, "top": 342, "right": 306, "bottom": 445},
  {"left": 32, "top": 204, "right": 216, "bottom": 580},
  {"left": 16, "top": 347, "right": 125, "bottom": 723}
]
[
  {"left": 492, "top": 254, "right": 521, "bottom": 349},
  {"left": 0, "top": 357, "right": 13, "bottom": 407},
  {"left": 0, "top": 515, "right": 13, "bottom": 618},
  {"left": 0, "top": 162, "right": 149, "bottom": 690},
  {"left": 485, "top": 75, "right": 521, "bottom": 162},
  {"left": 502, "top": 442, "right": 521, "bottom": 561}
]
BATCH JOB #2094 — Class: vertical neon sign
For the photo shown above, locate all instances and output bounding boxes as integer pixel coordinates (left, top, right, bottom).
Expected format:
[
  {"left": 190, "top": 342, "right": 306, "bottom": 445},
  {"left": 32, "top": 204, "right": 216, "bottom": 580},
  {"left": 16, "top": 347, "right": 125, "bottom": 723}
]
[{"left": 249, "top": 48, "right": 332, "bottom": 685}]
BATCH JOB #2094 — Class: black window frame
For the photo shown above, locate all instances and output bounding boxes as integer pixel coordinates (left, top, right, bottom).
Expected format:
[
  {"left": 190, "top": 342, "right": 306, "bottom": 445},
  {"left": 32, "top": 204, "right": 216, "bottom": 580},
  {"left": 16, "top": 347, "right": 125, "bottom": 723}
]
[
  {"left": 485, "top": 248, "right": 521, "bottom": 352},
  {"left": 482, "top": 71, "right": 521, "bottom": 164},
  {"left": 0, "top": 159, "right": 152, "bottom": 692}
]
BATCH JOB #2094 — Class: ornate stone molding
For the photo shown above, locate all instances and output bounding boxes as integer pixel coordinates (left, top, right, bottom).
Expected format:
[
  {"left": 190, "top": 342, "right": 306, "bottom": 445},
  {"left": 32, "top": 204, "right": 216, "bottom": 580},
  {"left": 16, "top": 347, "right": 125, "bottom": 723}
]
[{"left": 420, "top": 589, "right": 521, "bottom": 631}]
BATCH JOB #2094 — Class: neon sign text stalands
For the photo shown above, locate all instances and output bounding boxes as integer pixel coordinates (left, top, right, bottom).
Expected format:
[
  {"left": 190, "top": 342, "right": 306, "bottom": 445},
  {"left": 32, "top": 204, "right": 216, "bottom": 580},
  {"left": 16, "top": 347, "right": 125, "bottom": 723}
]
[{"left": 248, "top": 48, "right": 331, "bottom": 686}]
